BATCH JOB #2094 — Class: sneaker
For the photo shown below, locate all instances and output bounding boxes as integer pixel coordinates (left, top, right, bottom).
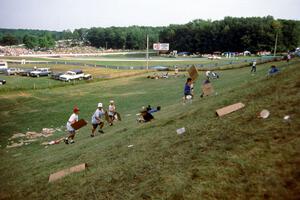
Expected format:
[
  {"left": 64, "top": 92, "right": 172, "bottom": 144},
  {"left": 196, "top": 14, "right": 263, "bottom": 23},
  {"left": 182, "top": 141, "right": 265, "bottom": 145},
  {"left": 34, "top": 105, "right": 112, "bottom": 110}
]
[
  {"left": 109, "top": 123, "right": 113, "bottom": 126},
  {"left": 90, "top": 134, "right": 94, "bottom": 137},
  {"left": 63, "top": 138, "right": 69, "bottom": 144},
  {"left": 69, "top": 140, "right": 75, "bottom": 144},
  {"left": 98, "top": 129, "right": 104, "bottom": 133}
]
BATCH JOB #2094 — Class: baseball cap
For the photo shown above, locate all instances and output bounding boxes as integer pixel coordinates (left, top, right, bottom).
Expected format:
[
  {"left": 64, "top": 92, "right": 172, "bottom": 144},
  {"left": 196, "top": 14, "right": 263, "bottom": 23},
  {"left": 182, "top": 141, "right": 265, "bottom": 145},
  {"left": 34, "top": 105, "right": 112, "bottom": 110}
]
[
  {"left": 98, "top": 103, "right": 103, "bottom": 107},
  {"left": 73, "top": 107, "right": 80, "bottom": 113}
]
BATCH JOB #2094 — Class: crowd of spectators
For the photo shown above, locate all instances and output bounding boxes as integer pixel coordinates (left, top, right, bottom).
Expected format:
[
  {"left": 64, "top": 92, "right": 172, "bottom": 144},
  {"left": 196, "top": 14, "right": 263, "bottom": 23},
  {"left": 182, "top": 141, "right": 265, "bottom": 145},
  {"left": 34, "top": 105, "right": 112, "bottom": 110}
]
[{"left": 0, "top": 46, "right": 123, "bottom": 56}]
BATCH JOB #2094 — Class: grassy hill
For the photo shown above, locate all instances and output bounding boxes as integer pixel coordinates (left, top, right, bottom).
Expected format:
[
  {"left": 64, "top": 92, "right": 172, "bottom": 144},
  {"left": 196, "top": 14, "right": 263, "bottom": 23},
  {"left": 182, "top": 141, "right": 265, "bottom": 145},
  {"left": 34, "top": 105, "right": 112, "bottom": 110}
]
[{"left": 0, "top": 59, "right": 299, "bottom": 199}]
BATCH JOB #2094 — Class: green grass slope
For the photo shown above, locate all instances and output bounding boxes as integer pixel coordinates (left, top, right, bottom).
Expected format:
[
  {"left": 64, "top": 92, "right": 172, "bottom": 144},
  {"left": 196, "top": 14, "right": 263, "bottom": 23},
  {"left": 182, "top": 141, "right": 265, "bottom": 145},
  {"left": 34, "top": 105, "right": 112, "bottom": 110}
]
[{"left": 0, "top": 59, "right": 299, "bottom": 199}]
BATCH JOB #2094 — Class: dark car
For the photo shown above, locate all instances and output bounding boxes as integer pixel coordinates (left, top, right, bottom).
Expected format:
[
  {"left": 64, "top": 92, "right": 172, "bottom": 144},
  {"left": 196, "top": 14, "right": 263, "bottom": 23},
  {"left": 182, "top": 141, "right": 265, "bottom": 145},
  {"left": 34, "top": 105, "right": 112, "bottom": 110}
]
[
  {"left": 0, "top": 79, "right": 6, "bottom": 85},
  {"left": 51, "top": 72, "right": 64, "bottom": 80},
  {"left": 19, "top": 69, "right": 34, "bottom": 76}
]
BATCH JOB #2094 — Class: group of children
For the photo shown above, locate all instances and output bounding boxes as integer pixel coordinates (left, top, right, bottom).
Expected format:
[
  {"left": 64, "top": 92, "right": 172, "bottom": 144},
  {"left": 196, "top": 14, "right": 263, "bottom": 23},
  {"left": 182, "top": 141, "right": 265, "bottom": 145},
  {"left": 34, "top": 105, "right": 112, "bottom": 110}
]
[
  {"left": 64, "top": 60, "right": 283, "bottom": 144},
  {"left": 184, "top": 70, "right": 218, "bottom": 101},
  {"left": 64, "top": 100, "right": 117, "bottom": 144}
]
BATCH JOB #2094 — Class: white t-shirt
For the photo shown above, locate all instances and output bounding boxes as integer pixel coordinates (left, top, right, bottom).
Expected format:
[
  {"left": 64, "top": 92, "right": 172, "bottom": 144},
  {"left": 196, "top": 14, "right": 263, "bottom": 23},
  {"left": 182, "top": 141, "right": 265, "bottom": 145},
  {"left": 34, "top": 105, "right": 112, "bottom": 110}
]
[
  {"left": 91, "top": 108, "right": 105, "bottom": 124},
  {"left": 206, "top": 71, "right": 211, "bottom": 77},
  {"left": 108, "top": 105, "right": 116, "bottom": 116},
  {"left": 68, "top": 113, "right": 78, "bottom": 124}
]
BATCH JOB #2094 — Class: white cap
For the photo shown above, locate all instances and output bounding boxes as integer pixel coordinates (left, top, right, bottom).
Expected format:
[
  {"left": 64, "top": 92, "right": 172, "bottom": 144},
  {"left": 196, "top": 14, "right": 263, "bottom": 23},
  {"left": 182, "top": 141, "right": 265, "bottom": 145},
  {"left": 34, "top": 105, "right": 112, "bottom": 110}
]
[
  {"left": 98, "top": 103, "right": 103, "bottom": 107},
  {"left": 110, "top": 100, "right": 114, "bottom": 103}
]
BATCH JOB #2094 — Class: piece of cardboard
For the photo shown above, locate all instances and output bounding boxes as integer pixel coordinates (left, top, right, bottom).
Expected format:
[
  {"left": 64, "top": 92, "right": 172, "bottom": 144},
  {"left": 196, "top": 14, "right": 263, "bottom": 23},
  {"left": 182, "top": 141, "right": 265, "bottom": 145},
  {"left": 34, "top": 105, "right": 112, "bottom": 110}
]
[
  {"left": 116, "top": 112, "right": 122, "bottom": 121},
  {"left": 49, "top": 163, "right": 87, "bottom": 183},
  {"left": 216, "top": 102, "right": 245, "bottom": 117},
  {"left": 188, "top": 65, "right": 198, "bottom": 81},
  {"left": 71, "top": 119, "right": 87, "bottom": 130},
  {"left": 202, "top": 83, "right": 214, "bottom": 96},
  {"left": 104, "top": 111, "right": 110, "bottom": 122}
]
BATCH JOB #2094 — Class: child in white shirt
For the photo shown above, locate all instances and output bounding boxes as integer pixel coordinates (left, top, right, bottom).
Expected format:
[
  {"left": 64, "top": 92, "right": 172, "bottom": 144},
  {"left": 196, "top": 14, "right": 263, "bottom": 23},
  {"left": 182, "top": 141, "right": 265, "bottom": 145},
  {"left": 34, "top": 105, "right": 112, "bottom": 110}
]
[{"left": 64, "top": 107, "right": 79, "bottom": 144}]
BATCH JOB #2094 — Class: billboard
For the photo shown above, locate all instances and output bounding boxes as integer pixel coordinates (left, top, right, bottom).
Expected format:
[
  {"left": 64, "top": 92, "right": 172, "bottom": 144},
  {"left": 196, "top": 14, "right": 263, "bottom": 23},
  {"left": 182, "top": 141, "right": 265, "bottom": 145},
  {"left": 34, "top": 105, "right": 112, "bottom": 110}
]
[{"left": 153, "top": 43, "right": 169, "bottom": 51}]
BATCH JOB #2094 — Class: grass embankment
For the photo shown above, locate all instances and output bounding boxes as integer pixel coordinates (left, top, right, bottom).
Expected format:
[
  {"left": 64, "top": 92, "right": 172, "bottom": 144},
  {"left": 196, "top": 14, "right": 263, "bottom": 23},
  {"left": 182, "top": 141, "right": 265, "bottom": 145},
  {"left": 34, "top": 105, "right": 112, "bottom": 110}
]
[{"left": 0, "top": 59, "right": 299, "bottom": 199}]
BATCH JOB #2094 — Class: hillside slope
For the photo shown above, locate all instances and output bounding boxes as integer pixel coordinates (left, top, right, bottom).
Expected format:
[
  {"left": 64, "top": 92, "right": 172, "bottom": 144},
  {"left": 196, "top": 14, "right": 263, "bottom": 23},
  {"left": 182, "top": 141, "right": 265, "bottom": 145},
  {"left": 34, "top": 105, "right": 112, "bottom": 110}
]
[{"left": 0, "top": 60, "right": 299, "bottom": 199}]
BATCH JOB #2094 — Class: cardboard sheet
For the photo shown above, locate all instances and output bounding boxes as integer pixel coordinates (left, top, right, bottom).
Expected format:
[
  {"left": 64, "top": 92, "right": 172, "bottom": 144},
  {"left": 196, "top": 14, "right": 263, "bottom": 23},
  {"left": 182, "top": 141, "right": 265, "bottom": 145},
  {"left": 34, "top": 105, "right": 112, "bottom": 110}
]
[
  {"left": 202, "top": 83, "right": 214, "bottom": 96},
  {"left": 71, "top": 119, "right": 87, "bottom": 130},
  {"left": 116, "top": 112, "right": 121, "bottom": 121},
  {"left": 49, "top": 163, "right": 87, "bottom": 182},
  {"left": 188, "top": 65, "right": 199, "bottom": 81},
  {"left": 216, "top": 102, "right": 245, "bottom": 117}
]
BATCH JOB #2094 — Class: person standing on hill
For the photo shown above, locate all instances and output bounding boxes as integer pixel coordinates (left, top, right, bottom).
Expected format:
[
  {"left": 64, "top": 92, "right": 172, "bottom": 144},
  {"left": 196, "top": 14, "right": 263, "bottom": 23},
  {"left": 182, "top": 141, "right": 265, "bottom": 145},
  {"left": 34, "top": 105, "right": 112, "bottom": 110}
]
[
  {"left": 287, "top": 54, "right": 291, "bottom": 63},
  {"left": 64, "top": 107, "right": 80, "bottom": 144},
  {"left": 251, "top": 60, "right": 257, "bottom": 73},
  {"left": 91, "top": 103, "right": 105, "bottom": 137},
  {"left": 108, "top": 100, "right": 116, "bottom": 126}
]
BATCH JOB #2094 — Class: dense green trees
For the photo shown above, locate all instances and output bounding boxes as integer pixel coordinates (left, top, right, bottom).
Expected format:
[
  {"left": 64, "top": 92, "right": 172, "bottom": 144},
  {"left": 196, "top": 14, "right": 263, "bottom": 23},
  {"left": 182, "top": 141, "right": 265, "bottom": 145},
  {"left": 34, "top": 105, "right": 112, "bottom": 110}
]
[
  {"left": 0, "top": 28, "right": 61, "bottom": 49},
  {"left": 86, "top": 26, "right": 161, "bottom": 49},
  {"left": 22, "top": 34, "right": 55, "bottom": 49},
  {"left": 0, "top": 34, "right": 19, "bottom": 46},
  {"left": 159, "top": 16, "right": 300, "bottom": 53},
  {"left": 0, "top": 16, "right": 299, "bottom": 52}
]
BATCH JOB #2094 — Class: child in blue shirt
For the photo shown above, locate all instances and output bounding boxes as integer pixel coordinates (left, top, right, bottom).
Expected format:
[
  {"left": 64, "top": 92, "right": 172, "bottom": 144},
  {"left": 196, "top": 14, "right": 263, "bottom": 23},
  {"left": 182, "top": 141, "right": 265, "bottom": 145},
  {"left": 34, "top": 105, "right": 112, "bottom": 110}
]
[{"left": 184, "top": 78, "right": 193, "bottom": 99}]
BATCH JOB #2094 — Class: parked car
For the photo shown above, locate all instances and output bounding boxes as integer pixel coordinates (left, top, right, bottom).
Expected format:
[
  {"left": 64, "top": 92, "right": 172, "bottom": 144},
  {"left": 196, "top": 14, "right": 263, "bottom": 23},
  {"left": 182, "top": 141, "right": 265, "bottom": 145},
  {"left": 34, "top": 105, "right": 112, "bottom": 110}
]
[
  {"left": 59, "top": 70, "right": 91, "bottom": 82},
  {"left": 208, "top": 55, "right": 221, "bottom": 60},
  {"left": 19, "top": 69, "right": 34, "bottom": 76},
  {"left": 0, "top": 61, "right": 8, "bottom": 73},
  {"left": 30, "top": 68, "right": 51, "bottom": 77},
  {"left": 51, "top": 72, "right": 64, "bottom": 80},
  {"left": 152, "top": 66, "right": 169, "bottom": 71},
  {"left": 83, "top": 74, "right": 93, "bottom": 80},
  {"left": 0, "top": 79, "right": 6, "bottom": 85},
  {"left": 4, "top": 68, "right": 22, "bottom": 76}
]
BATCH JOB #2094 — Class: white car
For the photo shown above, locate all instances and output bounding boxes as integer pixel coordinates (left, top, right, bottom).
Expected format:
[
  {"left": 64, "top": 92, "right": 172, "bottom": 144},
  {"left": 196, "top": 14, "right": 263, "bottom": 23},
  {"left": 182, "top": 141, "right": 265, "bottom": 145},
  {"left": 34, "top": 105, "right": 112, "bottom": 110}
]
[
  {"left": 208, "top": 55, "right": 221, "bottom": 60},
  {"left": 30, "top": 68, "right": 51, "bottom": 77},
  {"left": 59, "top": 70, "right": 92, "bottom": 82}
]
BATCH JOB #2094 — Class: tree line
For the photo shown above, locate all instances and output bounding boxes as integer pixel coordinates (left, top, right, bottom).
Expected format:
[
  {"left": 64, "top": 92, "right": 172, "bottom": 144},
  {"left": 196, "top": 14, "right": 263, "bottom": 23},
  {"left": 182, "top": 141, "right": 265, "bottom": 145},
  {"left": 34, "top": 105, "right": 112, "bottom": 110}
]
[
  {"left": 159, "top": 16, "right": 300, "bottom": 53},
  {"left": 0, "top": 16, "right": 299, "bottom": 53}
]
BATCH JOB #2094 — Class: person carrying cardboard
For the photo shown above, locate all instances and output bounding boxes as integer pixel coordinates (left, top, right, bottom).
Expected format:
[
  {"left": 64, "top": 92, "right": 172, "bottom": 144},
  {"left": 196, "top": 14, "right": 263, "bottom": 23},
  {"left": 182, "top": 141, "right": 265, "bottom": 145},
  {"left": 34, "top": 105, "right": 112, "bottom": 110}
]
[
  {"left": 108, "top": 100, "right": 116, "bottom": 126},
  {"left": 91, "top": 103, "right": 105, "bottom": 137},
  {"left": 64, "top": 107, "right": 80, "bottom": 144}
]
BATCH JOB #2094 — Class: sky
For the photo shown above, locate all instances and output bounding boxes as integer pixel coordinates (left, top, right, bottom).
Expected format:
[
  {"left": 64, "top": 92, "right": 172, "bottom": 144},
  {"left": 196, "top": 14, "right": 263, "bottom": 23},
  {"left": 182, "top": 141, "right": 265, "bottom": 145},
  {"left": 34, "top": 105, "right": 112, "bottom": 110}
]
[{"left": 0, "top": 0, "right": 299, "bottom": 31}]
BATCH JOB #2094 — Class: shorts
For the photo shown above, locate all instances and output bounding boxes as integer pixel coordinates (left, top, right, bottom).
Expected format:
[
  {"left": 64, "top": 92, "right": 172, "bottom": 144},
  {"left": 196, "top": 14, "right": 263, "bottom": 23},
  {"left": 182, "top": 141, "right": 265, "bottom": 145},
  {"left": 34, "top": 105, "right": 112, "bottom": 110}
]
[
  {"left": 92, "top": 122, "right": 103, "bottom": 129},
  {"left": 66, "top": 123, "right": 75, "bottom": 133},
  {"left": 108, "top": 111, "right": 115, "bottom": 117},
  {"left": 92, "top": 123, "right": 99, "bottom": 129}
]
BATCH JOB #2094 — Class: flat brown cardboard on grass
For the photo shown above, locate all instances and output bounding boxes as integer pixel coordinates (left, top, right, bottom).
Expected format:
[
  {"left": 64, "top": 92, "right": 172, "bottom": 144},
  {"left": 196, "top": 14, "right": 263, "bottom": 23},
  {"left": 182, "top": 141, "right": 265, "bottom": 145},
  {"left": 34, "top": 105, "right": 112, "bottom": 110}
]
[
  {"left": 188, "top": 65, "right": 198, "bottom": 81},
  {"left": 216, "top": 102, "right": 245, "bottom": 117},
  {"left": 48, "top": 163, "right": 87, "bottom": 182},
  {"left": 71, "top": 119, "right": 87, "bottom": 130},
  {"left": 202, "top": 83, "right": 214, "bottom": 96}
]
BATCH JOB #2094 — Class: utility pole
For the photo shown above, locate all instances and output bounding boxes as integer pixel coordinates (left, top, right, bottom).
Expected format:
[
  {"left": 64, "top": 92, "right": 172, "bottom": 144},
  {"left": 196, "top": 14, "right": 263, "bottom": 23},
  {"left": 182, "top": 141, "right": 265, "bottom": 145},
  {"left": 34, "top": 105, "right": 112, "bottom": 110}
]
[
  {"left": 146, "top": 34, "right": 149, "bottom": 70},
  {"left": 274, "top": 31, "right": 278, "bottom": 57}
]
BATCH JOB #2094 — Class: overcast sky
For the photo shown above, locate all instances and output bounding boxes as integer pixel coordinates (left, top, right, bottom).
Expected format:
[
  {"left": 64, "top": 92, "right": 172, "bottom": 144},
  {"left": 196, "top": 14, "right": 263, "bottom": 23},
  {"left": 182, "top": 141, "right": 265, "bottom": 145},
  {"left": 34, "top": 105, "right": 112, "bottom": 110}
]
[{"left": 0, "top": 0, "right": 299, "bottom": 31}]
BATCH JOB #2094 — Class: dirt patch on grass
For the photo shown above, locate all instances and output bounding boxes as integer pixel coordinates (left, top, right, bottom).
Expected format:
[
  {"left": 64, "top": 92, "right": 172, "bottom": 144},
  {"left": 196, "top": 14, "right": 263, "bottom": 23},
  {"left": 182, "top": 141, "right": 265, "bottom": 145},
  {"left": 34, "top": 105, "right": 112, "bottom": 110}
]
[{"left": 1, "top": 91, "right": 32, "bottom": 99}]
